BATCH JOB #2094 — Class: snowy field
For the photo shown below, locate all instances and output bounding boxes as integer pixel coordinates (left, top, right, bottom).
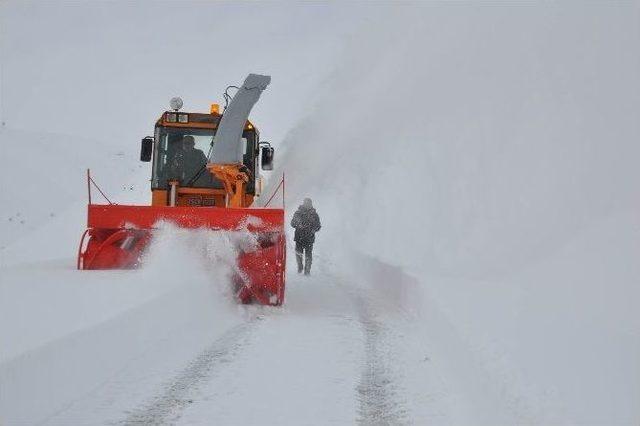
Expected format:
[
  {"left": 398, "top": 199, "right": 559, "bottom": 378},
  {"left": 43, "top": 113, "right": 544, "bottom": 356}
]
[{"left": 1, "top": 2, "right": 639, "bottom": 425}]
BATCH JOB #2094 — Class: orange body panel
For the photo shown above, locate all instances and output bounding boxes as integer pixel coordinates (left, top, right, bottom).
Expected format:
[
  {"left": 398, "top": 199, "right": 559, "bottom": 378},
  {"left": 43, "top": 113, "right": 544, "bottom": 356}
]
[
  {"left": 152, "top": 188, "right": 227, "bottom": 207},
  {"left": 157, "top": 111, "right": 254, "bottom": 131},
  {"left": 151, "top": 188, "right": 255, "bottom": 207}
]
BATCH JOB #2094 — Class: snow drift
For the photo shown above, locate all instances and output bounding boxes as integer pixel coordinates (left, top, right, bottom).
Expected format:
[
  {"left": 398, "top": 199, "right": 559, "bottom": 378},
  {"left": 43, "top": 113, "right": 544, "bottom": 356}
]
[
  {"left": 0, "top": 223, "right": 246, "bottom": 424},
  {"left": 273, "top": 3, "right": 640, "bottom": 424}
]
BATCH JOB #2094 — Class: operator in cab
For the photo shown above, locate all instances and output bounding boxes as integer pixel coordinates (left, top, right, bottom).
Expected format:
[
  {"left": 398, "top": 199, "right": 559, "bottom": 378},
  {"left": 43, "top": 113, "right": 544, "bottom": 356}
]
[{"left": 169, "top": 135, "right": 208, "bottom": 185}]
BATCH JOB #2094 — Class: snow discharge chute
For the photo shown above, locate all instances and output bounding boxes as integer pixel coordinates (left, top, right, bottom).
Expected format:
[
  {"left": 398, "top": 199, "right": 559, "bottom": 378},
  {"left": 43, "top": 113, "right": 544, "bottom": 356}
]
[
  {"left": 210, "top": 74, "right": 271, "bottom": 163},
  {"left": 77, "top": 74, "right": 286, "bottom": 306}
]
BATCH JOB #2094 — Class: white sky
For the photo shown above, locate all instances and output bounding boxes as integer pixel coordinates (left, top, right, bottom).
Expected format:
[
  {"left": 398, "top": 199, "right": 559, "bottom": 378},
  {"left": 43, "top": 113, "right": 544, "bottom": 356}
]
[{"left": 0, "top": 1, "right": 367, "bottom": 149}]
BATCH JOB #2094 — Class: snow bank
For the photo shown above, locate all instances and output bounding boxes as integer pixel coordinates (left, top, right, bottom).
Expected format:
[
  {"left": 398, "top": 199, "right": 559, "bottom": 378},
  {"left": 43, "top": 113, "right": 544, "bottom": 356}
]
[
  {"left": 272, "top": 3, "right": 640, "bottom": 423},
  {"left": 0, "top": 224, "right": 246, "bottom": 424},
  {"left": 0, "top": 126, "right": 147, "bottom": 264}
]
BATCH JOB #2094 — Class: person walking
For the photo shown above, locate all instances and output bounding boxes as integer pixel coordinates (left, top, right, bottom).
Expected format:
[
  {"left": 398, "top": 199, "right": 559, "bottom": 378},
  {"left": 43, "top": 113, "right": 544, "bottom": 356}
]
[{"left": 290, "top": 198, "right": 321, "bottom": 275}]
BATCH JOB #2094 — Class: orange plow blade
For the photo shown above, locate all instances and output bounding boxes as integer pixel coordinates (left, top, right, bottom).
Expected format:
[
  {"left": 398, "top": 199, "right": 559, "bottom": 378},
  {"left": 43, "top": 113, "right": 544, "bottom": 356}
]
[{"left": 77, "top": 204, "right": 286, "bottom": 305}]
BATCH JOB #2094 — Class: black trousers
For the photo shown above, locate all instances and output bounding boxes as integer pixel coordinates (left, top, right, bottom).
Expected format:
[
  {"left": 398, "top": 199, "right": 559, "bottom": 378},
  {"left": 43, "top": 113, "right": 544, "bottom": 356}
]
[{"left": 295, "top": 241, "right": 313, "bottom": 274}]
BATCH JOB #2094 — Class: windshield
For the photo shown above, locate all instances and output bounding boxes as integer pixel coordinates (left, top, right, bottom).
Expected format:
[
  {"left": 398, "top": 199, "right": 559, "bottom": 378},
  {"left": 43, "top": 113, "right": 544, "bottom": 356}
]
[
  {"left": 152, "top": 127, "right": 220, "bottom": 189},
  {"left": 151, "top": 126, "right": 258, "bottom": 193}
]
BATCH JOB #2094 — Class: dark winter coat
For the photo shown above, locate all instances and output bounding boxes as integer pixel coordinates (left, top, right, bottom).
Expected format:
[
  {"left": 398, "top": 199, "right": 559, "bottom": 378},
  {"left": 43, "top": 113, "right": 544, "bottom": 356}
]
[
  {"left": 170, "top": 148, "right": 208, "bottom": 184},
  {"left": 291, "top": 205, "right": 321, "bottom": 245}
]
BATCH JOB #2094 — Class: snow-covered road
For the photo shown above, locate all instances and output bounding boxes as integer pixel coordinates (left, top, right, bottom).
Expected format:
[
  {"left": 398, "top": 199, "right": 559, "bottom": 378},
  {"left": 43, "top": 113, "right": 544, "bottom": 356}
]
[
  {"left": 1, "top": 255, "right": 459, "bottom": 425},
  {"left": 3, "top": 230, "right": 639, "bottom": 425}
]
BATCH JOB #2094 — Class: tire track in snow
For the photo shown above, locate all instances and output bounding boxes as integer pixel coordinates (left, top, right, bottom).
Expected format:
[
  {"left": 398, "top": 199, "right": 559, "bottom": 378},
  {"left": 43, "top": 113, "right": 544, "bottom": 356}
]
[
  {"left": 351, "top": 291, "right": 408, "bottom": 425},
  {"left": 120, "top": 318, "right": 258, "bottom": 425}
]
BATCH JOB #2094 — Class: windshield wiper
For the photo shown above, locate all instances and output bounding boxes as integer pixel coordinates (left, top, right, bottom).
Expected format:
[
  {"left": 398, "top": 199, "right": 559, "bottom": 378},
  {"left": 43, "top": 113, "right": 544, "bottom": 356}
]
[
  {"left": 185, "top": 164, "right": 207, "bottom": 186},
  {"left": 185, "top": 138, "right": 215, "bottom": 187}
]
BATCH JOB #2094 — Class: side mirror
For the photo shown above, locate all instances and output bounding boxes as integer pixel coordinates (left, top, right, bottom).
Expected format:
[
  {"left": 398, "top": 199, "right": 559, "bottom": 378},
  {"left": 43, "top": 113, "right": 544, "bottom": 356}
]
[
  {"left": 140, "top": 136, "right": 153, "bottom": 162},
  {"left": 261, "top": 145, "right": 274, "bottom": 170}
]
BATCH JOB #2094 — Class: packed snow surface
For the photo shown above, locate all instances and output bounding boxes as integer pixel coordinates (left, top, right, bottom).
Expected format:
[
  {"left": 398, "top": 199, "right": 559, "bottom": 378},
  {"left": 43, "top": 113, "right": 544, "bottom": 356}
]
[{"left": 1, "top": 2, "right": 639, "bottom": 425}]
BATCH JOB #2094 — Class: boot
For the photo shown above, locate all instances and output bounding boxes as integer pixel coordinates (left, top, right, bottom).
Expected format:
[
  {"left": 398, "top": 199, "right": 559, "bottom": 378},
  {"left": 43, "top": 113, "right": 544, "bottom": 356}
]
[{"left": 304, "top": 258, "right": 312, "bottom": 275}]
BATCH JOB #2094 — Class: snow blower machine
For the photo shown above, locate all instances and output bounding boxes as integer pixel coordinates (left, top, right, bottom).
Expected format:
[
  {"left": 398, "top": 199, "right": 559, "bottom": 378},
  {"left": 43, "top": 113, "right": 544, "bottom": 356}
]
[{"left": 77, "top": 74, "right": 286, "bottom": 305}]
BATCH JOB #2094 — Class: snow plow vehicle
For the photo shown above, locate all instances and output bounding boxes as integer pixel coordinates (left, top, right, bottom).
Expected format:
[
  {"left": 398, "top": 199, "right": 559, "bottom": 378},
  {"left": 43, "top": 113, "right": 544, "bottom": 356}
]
[{"left": 77, "top": 74, "right": 286, "bottom": 306}]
